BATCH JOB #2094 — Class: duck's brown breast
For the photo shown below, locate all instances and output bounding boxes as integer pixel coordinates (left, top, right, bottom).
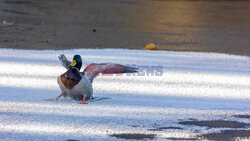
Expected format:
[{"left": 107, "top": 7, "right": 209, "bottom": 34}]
[{"left": 60, "top": 73, "right": 81, "bottom": 90}]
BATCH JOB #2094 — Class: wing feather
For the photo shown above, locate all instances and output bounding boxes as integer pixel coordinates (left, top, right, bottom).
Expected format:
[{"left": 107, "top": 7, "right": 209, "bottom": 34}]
[
  {"left": 58, "top": 54, "right": 71, "bottom": 70},
  {"left": 83, "top": 63, "right": 137, "bottom": 84},
  {"left": 58, "top": 54, "right": 138, "bottom": 84}
]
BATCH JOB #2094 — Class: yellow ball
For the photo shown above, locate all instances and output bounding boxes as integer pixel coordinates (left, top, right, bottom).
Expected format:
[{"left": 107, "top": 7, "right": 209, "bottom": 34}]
[{"left": 144, "top": 43, "right": 158, "bottom": 50}]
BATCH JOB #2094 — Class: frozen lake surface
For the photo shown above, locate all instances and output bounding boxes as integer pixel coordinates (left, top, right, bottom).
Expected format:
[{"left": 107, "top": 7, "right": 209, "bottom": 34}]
[{"left": 0, "top": 48, "right": 249, "bottom": 140}]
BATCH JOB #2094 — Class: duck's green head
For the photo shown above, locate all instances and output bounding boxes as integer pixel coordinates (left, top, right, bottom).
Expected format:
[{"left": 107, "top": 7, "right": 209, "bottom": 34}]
[{"left": 70, "top": 55, "right": 82, "bottom": 70}]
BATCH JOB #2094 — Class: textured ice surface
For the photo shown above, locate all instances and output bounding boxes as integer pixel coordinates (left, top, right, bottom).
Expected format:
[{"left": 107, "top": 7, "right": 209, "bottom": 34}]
[{"left": 0, "top": 48, "right": 249, "bottom": 140}]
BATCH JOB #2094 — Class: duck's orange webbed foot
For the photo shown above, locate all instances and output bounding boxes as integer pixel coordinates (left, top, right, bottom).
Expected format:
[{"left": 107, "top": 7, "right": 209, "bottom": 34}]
[
  {"left": 78, "top": 96, "right": 88, "bottom": 104},
  {"left": 44, "top": 93, "right": 63, "bottom": 102}
]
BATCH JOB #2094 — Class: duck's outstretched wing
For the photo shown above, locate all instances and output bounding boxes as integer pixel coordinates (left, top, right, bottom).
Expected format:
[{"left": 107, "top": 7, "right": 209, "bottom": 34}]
[
  {"left": 58, "top": 54, "right": 71, "bottom": 70},
  {"left": 83, "top": 63, "right": 138, "bottom": 84}
]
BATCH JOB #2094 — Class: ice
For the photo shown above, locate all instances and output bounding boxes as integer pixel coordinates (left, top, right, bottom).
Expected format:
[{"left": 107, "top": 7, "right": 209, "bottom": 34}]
[{"left": 0, "top": 48, "right": 249, "bottom": 140}]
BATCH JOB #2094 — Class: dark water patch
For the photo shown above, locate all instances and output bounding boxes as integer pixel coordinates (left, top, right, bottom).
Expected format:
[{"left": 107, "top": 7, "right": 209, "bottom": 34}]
[
  {"left": 110, "top": 133, "right": 156, "bottom": 140},
  {"left": 148, "top": 126, "right": 183, "bottom": 131},
  {"left": 3, "top": 0, "right": 33, "bottom": 5},
  {"left": 66, "top": 140, "right": 80, "bottom": 141},
  {"left": 119, "top": 1, "right": 140, "bottom": 5},
  {"left": 201, "top": 130, "right": 250, "bottom": 141},
  {"left": 233, "top": 115, "right": 250, "bottom": 119},
  {"left": 1, "top": 9, "right": 30, "bottom": 15},
  {"left": 179, "top": 120, "right": 248, "bottom": 128},
  {"left": 165, "top": 137, "right": 199, "bottom": 140},
  {"left": 0, "top": 0, "right": 250, "bottom": 56}
]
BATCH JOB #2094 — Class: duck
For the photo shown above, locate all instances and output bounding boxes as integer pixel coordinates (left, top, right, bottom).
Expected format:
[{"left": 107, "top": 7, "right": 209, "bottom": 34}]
[{"left": 45, "top": 54, "right": 138, "bottom": 104}]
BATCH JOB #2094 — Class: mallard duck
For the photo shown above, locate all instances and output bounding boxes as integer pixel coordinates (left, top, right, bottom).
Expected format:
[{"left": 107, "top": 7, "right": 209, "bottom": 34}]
[{"left": 45, "top": 54, "right": 137, "bottom": 104}]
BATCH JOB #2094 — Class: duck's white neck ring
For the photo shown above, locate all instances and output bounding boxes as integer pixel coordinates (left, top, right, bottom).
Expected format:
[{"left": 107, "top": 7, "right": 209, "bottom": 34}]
[{"left": 72, "top": 67, "right": 80, "bottom": 71}]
